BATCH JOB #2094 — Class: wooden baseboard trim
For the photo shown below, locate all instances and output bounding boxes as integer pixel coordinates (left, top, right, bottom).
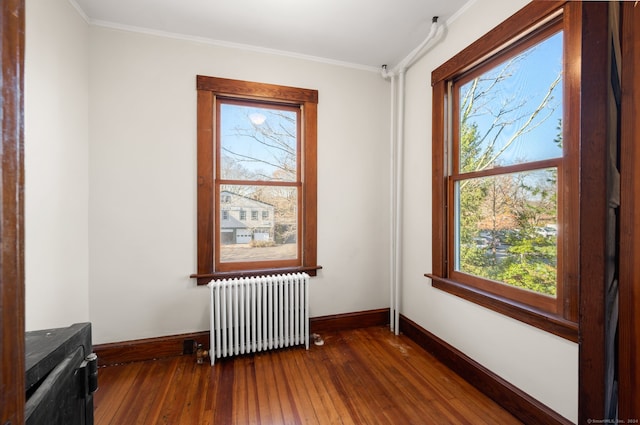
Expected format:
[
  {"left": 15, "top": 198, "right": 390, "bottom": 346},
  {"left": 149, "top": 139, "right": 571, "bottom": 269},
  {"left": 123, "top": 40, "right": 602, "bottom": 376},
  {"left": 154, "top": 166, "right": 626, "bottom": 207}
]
[
  {"left": 399, "top": 314, "right": 572, "bottom": 425},
  {"left": 94, "top": 331, "right": 209, "bottom": 367},
  {"left": 310, "top": 308, "right": 390, "bottom": 334},
  {"left": 95, "top": 309, "right": 390, "bottom": 366}
]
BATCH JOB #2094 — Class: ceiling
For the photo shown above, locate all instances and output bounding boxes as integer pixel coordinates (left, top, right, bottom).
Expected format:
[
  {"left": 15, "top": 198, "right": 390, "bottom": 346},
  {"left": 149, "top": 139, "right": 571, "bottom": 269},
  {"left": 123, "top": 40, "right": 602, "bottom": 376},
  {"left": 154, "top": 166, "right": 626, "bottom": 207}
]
[{"left": 72, "top": 0, "right": 470, "bottom": 69}]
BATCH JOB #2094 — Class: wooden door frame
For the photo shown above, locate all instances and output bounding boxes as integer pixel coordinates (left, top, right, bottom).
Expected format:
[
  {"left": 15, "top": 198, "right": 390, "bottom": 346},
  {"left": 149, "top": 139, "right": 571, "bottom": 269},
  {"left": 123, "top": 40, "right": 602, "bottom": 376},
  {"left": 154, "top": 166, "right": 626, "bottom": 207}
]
[
  {"left": 579, "top": 2, "right": 640, "bottom": 420},
  {"left": 0, "top": 0, "right": 25, "bottom": 424},
  {"left": 578, "top": 1, "right": 640, "bottom": 421},
  {"left": 619, "top": 1, "right": 640, "bottom": 419},
  {"left": 577, "top": 2, "right": 611, "bottom": 420}
]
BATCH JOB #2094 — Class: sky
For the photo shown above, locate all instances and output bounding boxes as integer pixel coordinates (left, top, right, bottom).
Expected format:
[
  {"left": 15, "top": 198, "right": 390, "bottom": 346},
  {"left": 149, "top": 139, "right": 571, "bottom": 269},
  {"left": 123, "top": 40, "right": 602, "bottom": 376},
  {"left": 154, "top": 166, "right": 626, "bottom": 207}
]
[
  {"left": 459, "top": 29, "right": 564, "bottom": 169},
  {"left": 219, "top": 103, "right": 297, "bottom": 180}
]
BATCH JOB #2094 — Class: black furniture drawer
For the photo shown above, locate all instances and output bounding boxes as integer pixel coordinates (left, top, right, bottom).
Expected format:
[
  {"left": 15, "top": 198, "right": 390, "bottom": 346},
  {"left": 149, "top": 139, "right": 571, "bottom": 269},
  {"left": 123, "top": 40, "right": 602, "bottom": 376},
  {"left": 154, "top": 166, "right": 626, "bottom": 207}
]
[{"left": 25, "top": 323, "right": 97, "bottom": 425}]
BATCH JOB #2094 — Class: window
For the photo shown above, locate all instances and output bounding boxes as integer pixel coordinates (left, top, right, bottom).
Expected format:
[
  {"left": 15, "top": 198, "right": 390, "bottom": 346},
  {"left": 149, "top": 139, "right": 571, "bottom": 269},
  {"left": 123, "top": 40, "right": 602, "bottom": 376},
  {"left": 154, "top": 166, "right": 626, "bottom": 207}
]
[
  {"left": 429, "top": 2, "right": 579, "bottom": 340},
  {"left": 192, "top": 76, "right": 320, "bottom": 284}
]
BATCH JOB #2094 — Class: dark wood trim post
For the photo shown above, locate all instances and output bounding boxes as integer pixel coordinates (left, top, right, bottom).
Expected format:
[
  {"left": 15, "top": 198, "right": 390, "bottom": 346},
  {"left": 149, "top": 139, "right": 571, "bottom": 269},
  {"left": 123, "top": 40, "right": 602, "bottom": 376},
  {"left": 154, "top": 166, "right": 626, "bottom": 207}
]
[{"left": 0, "top": 0, "right": 26, "bottom": 423}]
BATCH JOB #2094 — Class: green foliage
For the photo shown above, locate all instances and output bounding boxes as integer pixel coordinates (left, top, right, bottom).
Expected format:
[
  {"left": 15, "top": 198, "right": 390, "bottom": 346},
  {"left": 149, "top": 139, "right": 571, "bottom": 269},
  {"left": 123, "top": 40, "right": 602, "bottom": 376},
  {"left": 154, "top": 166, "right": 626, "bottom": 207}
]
[
  {"left": 498, "top": 230, "right": 556, "bottom": 295},
  {"left": 459, "top": 227, "right": 557, "bottom": 296},
  {"left": 458, "top": 169, "right": 558, "bottom": 296},
  {"left": 460, "top": 122, "right": 486, "bottom": 173},
  {"left": 458, "top": 179, "right": 487, "bottom": 244},
  {"left": 499, "top": 261, "right": 556, "bottom": 296},
  {"left": 554, "top": 118, "right": 563, "bottom": 149}
]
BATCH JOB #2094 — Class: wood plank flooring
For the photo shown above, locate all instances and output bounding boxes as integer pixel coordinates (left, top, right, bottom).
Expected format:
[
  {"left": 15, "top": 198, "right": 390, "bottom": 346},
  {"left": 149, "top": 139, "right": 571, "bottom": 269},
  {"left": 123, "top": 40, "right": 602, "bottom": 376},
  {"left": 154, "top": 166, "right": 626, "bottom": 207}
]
[{"left": 94, "top": 326, "right": 522, "bottom": 424}]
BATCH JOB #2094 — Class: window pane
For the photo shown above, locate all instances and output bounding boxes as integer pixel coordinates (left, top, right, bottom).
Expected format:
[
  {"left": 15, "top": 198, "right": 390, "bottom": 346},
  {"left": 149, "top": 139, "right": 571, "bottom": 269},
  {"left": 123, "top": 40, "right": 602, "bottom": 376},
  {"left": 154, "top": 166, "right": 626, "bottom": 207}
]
[
  {"left": 454, "top": 168, "right": 557, "bottom": 296},
  {"left": 458, "top": 31, "right": 563, "bottom": 172},
  {"left": 219, "top": 184, "right": 298, "bottom": 263},
  {"left": 220, "top": 103, "right": 297, "bottom": 182}
]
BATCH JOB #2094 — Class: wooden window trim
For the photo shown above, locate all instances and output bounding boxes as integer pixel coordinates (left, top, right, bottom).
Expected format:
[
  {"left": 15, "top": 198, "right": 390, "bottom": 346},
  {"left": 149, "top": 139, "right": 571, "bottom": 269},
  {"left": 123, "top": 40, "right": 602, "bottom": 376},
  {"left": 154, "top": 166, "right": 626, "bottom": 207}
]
[
  {"left": 1, "top": 1, "right": 26, "bottom": 423},
  {"left": 427, "top": 275, "right": 579, "bottom": 341},
  {"left": 428, "top": 1, "right": 581, "bottom": 341},
  {"left": 191, "top": 76, "right": 320, "bottom": 285}
]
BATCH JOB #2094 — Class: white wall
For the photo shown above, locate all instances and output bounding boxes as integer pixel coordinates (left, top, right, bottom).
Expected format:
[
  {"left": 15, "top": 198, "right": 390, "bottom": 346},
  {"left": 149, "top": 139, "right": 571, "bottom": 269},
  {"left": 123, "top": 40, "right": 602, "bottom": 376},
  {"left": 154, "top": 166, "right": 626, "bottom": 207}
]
[
  {"left": 24, "top": 0, "right": 90, "bottom": 330},
  {"left": 87, "top": 28, "right": 391, "bottom": 344},
  {"left": 401, "top": 0, "right": 578, "bottom": 422}
]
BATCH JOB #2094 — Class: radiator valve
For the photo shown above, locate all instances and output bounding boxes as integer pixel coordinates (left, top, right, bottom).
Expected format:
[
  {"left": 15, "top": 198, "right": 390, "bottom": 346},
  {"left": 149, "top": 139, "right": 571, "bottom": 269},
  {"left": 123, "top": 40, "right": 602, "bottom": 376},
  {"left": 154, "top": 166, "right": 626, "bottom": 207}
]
[
  {"left": 196, "top": 344, "right": 209, "bottom": 364},
  {"left": 312, "top": 333, "right": 324, "bottom": 346}
]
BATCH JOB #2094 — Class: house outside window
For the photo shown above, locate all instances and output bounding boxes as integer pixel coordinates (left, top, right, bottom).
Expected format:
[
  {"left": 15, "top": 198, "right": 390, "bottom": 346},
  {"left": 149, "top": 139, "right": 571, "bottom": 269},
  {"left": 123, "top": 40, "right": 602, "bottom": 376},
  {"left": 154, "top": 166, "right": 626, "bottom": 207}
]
[
  {"left": 219, "top": 191, "right": 275, "bottom": 246},
  {"left": 192, "top": 76, "right": 320, "bottom": 283}
]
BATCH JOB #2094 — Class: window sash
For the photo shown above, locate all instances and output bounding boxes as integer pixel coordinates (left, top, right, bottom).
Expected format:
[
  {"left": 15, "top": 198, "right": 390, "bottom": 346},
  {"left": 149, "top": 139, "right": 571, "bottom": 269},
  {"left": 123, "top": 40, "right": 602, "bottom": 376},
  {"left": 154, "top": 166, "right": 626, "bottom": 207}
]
[
  {"left": 447, "top": 22, "right": 564, "bottom": 311},
  {"left": 428, "top": 2, "right": 579, "bottom": 341},
  {"left": 214, "top": 182, "right": 302, "bottom": 271},
  {"left": 214, "top": 98, "right": 303, "bottom": 271},
  {"left": 447, "top": 165, "right": 563, "bottom": 313}
]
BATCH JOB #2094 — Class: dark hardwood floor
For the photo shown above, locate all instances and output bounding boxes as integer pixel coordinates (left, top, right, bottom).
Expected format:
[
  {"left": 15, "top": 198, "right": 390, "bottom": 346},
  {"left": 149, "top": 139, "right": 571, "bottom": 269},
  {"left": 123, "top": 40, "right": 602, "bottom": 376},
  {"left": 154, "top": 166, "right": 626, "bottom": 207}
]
[{"left": 94, "top": 326, "right": 522, "bottom": 424}]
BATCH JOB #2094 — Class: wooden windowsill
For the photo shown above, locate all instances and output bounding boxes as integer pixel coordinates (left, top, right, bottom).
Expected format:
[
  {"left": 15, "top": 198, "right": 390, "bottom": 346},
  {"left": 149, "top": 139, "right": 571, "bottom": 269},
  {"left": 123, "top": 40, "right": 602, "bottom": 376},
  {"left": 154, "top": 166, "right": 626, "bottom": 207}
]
[
  {"left": 425, "top": 274, "right": 578, "bottom": 342},
  {"left": 192, "top": 265, "right": 322, "bottom": 286}
]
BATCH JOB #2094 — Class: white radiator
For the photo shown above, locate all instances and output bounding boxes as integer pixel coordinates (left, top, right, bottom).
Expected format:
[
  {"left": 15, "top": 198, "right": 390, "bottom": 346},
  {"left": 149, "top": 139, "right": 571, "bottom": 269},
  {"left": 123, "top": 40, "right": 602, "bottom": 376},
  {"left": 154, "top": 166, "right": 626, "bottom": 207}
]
[{"left": 208, "top": 273, "right": 309, "bottom": 365}]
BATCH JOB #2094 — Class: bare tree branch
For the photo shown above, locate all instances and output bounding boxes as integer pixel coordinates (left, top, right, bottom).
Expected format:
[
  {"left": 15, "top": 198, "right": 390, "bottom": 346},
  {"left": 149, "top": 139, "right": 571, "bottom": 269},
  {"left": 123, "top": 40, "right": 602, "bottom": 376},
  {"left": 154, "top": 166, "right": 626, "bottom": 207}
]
[{"left": 480, "top": 72, "right": 561, "bottom": 169}]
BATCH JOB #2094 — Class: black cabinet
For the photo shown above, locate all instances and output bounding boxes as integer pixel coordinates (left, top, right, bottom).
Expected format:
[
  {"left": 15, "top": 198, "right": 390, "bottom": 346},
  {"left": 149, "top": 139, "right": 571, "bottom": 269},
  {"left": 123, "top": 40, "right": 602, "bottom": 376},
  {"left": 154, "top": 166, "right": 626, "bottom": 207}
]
[{"left": 25, "top": 323, "right": 98, "bottom": 425}]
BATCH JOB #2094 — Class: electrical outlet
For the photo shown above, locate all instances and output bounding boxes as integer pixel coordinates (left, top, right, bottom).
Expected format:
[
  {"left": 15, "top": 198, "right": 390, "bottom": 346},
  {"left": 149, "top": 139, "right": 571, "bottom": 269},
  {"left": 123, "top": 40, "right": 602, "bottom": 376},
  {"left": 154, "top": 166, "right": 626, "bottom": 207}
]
[{"left": 183, "top": 339, "right": 196, "bottom": 355}]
